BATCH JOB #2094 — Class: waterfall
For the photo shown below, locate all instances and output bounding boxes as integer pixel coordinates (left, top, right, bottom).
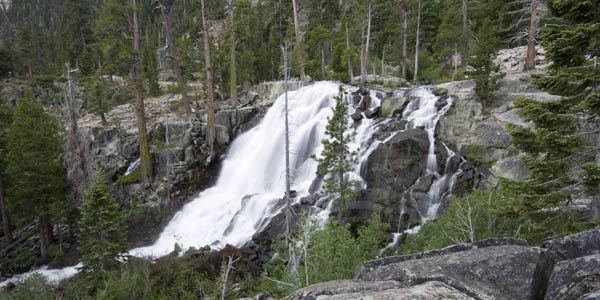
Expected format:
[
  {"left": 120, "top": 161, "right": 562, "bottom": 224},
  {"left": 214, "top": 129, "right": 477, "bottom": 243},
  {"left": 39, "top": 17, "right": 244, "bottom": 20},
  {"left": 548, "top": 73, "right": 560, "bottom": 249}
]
[
  {"left": 0, "top": 82, "right": 460, "bottom": 286},
  {"left": 131, "top": 82, "right": 381, "bottom": 257}
]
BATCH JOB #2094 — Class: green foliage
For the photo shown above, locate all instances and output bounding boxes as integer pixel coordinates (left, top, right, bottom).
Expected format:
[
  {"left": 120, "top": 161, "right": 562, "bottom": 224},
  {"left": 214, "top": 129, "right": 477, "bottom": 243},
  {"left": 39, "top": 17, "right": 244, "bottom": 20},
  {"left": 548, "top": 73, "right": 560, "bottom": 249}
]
[
  {"left": 93, "top": 0, "right": 133, "bottom": 77},
  {"left": 400, "top": 189, "right": 523, "bottom": 253},
  {"left": 262, "top": 214, "right": 388, "bottom": 296},
  {"left": 82, "top": 76, "right": 132, "bottom": 123},
  {"left": 0, "top": 273, "right": 54, "bottom": 300},
  {"left": 79, "top": 171, "right": 127, "bottom": 283},
  {"left": 467, "top": 18, "right": 504, "bottom": 108},
  {"left": 506, "top": 97, "right": 585, "bottom": 212},
  {"left": 142, "top": 42, "right": 162, "bottom": 97},
  {"left": 115, "top": 169, "right": 142, "bottom": 185},
  {"left": 581, "top": 163, "right": 600, "bottom": 196},
  {"left": 315, "top": 87, "right": 358, "bottom": 204},
  {"left": 3, "top": 96, "right": 67, "bottom": 227}
]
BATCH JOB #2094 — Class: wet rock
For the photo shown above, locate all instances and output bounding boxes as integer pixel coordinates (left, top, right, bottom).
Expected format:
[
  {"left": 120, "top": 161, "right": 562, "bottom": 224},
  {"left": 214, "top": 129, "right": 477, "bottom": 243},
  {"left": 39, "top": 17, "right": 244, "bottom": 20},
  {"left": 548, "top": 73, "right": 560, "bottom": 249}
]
[
  {"left": 357, "top": 128, "right": 431, "bottom": 227},
  {"left": 380, "top": 90, "right": 409, "bottom": 117},
  {"left": 351, "top": 111, "right": 363, "bottom": 121},
  {"left": 365, "top": 106, "right": 379, "bottom": 118},
  {"left": 357, "top": 244, "right": 542, "bottom": 299}
]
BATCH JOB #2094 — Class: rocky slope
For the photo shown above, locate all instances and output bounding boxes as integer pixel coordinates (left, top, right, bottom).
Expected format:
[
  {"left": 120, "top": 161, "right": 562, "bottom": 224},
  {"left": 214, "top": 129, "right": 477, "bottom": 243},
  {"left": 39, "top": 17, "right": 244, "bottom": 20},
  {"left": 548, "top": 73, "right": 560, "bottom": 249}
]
[{"left": 290, "top": 228, "right": 600, "bottom": 300}]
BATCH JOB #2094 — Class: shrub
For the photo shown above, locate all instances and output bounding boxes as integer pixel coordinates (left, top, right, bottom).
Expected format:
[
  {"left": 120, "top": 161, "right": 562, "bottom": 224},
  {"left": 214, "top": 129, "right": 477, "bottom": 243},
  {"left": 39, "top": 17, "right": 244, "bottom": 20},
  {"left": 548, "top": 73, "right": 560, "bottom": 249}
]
[
  {"left": 400, "top": 189, "right": 523, "bottom": 254},
  {"left": 0, "top": 273, "right": 54, "bottom": 300}
]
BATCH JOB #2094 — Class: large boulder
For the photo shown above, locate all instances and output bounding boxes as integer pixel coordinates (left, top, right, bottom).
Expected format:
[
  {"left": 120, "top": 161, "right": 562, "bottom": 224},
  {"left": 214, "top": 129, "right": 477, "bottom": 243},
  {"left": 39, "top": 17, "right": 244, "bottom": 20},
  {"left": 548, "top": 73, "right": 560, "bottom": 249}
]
[
  {"left": 356, "top": 244, "right": 542, "bottom": 299},
  {"left": 545, "top": 254, "right": 600, "bottom": 300},
  {"left": 531, "top": 228, "right": 600, "bottom": 299},
  {"left": 290, "top": 280, "right": 473, "bottom": 300}
]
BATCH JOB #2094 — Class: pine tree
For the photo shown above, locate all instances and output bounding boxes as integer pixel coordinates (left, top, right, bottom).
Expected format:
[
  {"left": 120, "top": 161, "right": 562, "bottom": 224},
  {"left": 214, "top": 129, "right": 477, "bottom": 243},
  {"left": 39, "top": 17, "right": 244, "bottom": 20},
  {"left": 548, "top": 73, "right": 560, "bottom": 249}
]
[
  {"left": 316, "top": 87, "right": 358, "bottom": 204},
  {"left": 79, "top": 170, "right": 127, "bottom": 281},
  {"left": 93, "top": 0, "right": 132, "bottom": 79},
  {"left": 3, "top": 96, "right": 67, "bottom": 261},
  {"left": 142, "top": 41, "right": 161, "bottom": 97},
  {"left": 0, "top": 101, "right": 13, "bottom": 243},
  {"left": 467, "top": 18, "right": 503, "bottom": 108},
  {"left": 505, "top": 0, "right": 599, "bottom": 250}
]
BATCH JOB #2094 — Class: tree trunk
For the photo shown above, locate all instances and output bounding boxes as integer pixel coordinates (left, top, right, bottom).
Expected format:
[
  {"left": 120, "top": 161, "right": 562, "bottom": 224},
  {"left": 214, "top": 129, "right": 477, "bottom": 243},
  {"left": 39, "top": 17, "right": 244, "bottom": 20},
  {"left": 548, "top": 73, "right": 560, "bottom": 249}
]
[
  {"left": 461, "top": 0, "right": 469, "bottom": 70},
  {"left": 523, "top": 0, "right": 537, "bottom": 72},
  {"left": 361, "top": 1, "right": 372, "bottom": 85},
  {"left": 159, "top": 0, "right": 192, "bottom": 117},
  {"left": 282, "top": 45, "right": 291, "bottom": 238},
  {"left": 345, "top": 23, "right": 354, "bottom": 83},
  {"left": 38, "top": 216, "right": 50, "bottom": 262},
  {"left": 321, "top": 46, "right": 326, "bottom": 77},
  {"left": 401, "top": 0, "right": 408, "bottom": 80},
  {"left": 292, "top": 0, "right": 305, "bottom": 81},
  {"left": 131, "top": 0, "right": 152, "bottom": 183},
  {"left": 381, "top": 47, "right": 385, "bottom": 78},
  {"left": 229, "top": 0, "right": 238, "bottom": 126},
  {"left": 201, "top": 0, "right": 216, "bottom": 157},
  {"left": 0, "top": 172, "right": 13, "bottom": 244},
  {"left": 413, "top": 0, "right": 421, "bottom": 82}
]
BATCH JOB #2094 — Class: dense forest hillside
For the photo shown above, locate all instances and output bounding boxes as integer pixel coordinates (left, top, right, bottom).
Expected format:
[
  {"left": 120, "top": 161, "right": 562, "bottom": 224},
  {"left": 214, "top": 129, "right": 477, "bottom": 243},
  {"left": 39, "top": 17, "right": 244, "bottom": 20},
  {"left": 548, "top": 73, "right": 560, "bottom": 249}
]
[{"left": 0, "top": 0, "right": 598, "bottom": 299}]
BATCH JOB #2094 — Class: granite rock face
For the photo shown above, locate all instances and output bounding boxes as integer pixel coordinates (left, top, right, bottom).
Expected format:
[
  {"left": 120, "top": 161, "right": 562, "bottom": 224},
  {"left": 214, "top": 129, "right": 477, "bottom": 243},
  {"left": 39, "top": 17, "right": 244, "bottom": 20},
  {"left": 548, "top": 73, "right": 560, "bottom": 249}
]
[
  {"left": 357, "top": 244, "right": 541, "bottom": 299},
  {"left": 288, "top": 230, "right": 600, "bottom": 300},
  {"left": 290, "top": 280, "right": 474, "bottom": 300},
  {"left": 545, "top": 254, "right": 600, "bottom": 300},
  {"left": 532, "top": 228, "right": 600, "bottom": 299}
]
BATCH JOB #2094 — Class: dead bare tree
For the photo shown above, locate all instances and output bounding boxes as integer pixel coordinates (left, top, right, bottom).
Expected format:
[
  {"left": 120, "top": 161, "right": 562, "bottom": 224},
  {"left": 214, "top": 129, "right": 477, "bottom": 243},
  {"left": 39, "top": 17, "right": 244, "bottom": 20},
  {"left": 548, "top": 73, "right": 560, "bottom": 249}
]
[
  {"left": 413, "top": 0, "right": 421, "bottom": 82},
  {"left": 228, "top": 0, "right": 238, "bottom": 126},
  {"left": 461, "top": 0, "right": 469, "bottom": 70},
  {"left": 219, "top": 256, "right": 240, "bottom": 300},
  {"left": 281, "top": 44, "right": 293, "bottom": 239},
  {"left": 63, "top": 63, "right": 89, "bottom": 207},
  {"left": 360, "top": 0, "right": 372, "bottom": 85},
  {"left": 292, "top": 0, "right": 305, "bottom": 81},
  {"left": 345, "top": 22, "right": 354, "bottom": 83},
  {"left": 401, "top": 0, "right": 408, "bottom": 80},
  {"left": 444, "top": 199, "right": 477, "bottom": 244}
]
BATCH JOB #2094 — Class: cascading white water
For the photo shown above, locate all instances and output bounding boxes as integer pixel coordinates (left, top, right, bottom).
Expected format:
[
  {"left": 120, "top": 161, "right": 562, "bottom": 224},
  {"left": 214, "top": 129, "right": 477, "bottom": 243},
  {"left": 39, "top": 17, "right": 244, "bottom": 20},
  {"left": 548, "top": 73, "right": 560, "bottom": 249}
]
[
  {"left": 131, "top": 81, "right": 380, "bottom": 257},
  {"left": 0, "top": 81, "right": 382, "bottom": 287},
  {"left": 380, "top": 87, "right": 460, "bottom": 252},
  {"left": 402, "top": 87, "right": 455, "bottom": 219}
]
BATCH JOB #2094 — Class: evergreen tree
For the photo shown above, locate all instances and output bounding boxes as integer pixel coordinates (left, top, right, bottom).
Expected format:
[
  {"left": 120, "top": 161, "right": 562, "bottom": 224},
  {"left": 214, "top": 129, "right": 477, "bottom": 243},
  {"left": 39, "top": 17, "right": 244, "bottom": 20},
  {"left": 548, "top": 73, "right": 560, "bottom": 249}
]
[
  {"left": 142, "top": 41, "right": 161, "bottom": 97},
  {"left": 467, "top": 18, "right": 503, "bottom": 108},
  {"left": 79, "top": 170, "right": 127, "bottom": 281},
  {"left": 93, "top": 0, "right": 132, "bottom": 78},
  {"left": 316, "top": 87, "right": 357, "bottom": 204},
  {"left": 3, "top": 96, "right": 67, "bottom": 261},
  {"left": 505, "top": 0, "right": 600, "bottom": 246}
]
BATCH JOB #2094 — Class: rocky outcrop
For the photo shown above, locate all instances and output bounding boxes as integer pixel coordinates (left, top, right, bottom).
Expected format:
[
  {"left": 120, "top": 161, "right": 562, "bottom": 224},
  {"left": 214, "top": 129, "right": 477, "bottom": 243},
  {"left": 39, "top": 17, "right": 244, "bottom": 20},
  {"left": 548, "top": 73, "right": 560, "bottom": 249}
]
[
  {"left": 353, "top": 128, "right": 441, "bottom": 228},
  {"left": 531, "top": 228, "right": 600, "bottom": 299},
  {"left": 290, "top": 229, "right": 600, "bottom": 300},
  {"left": 545, "top": 254, "right": 600, "bottom": 300},
  {"left": 494, "top": 46, "right": 549, "bottom": 74},
  {"left": 291, "top": 280, "right": 473, "bottom": 300},
  {"left": 357, "top": 243, "right": 540, "bottom": 299}
]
